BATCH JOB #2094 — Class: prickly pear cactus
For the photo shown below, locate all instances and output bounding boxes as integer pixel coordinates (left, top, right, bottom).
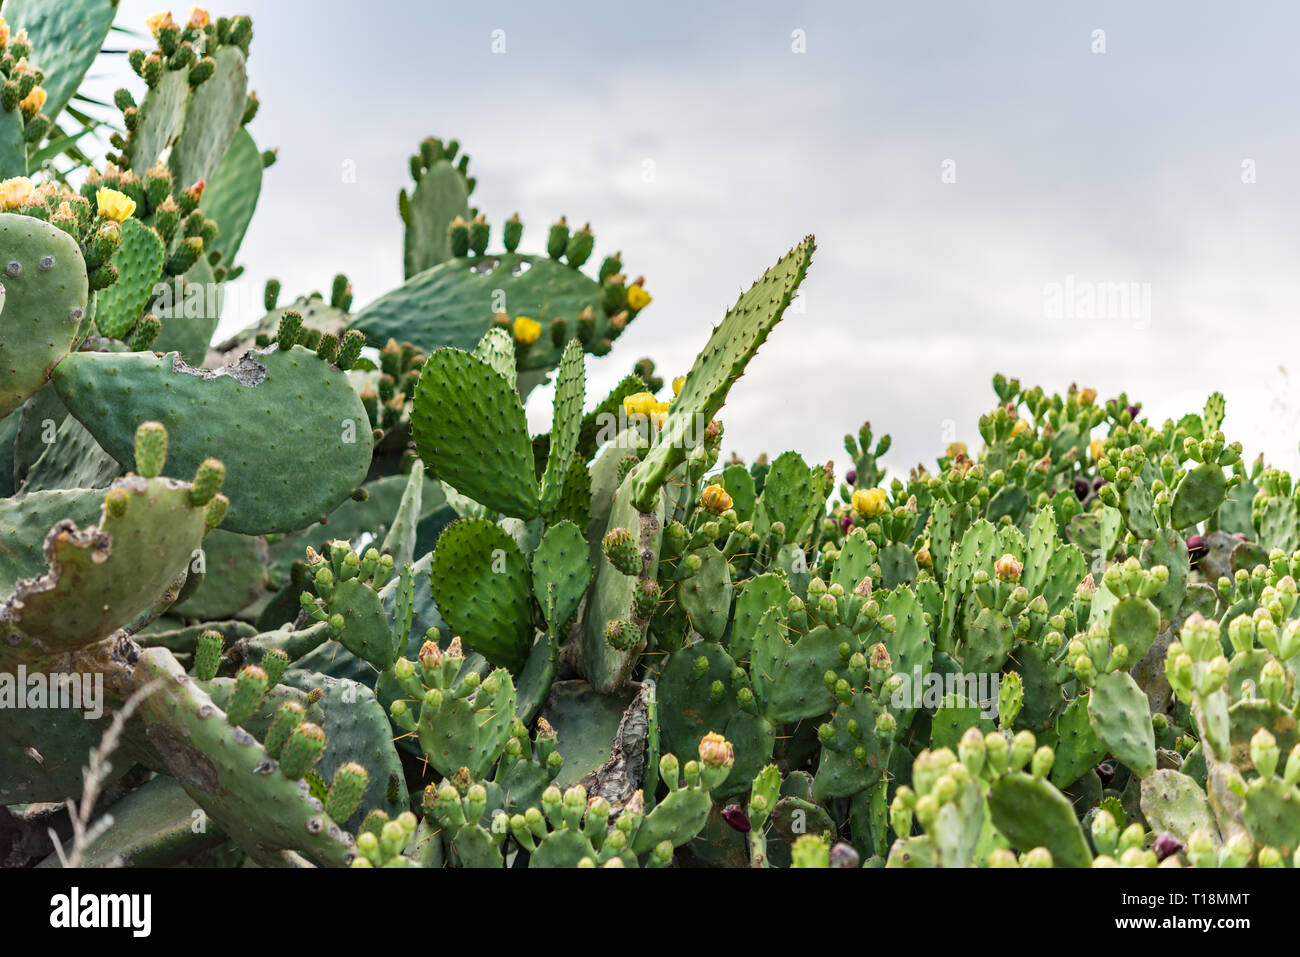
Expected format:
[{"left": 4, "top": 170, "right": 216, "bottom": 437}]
[{"left": 1, "top": 0, "right": 1297, "bottom": 875}]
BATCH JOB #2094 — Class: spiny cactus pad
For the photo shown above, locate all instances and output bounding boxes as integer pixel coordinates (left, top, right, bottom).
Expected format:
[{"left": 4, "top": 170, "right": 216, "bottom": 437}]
[
  {"left": 51, "top": 346, "right": 372, "bottom": 533},
  {"left": 0, "top": 212, "right": 88, "bottom": 417}
]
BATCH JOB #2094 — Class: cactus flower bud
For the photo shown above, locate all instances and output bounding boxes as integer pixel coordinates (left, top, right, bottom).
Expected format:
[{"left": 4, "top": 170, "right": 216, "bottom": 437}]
[
  {"left": 193, "top": 629, "right": 223, "bottom": 681},
  {"left": 280, "top": 722, "right": 326, "bottom": 779},
  {"left": 226, "top": 665, "right": 268, "bottom": 727},
  {"left": 324, "top": 762, "right": 369, "bottom": 823},
  {"left": 701, "top": 483, "right": 733, "bottom": 514},
  {"left": 994, "top": 553, "right": 1023, "bottom": 583},
  {"left": 698, "top": 731, "right": 734, "bottom": 770},
  {"left": 133, "top": 420, "right": 168, "bottom": 478},
  {"left": 1251, "top": 728, "right": 1280, "bottom": 779}
]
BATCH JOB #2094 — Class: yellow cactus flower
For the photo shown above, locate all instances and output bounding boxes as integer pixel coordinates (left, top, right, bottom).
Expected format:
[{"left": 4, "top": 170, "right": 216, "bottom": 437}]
[
  {"left": 672, "top": 375, "right": 685, "bottom": 397},
  {"left": 18, "top": 85, "right": 45, "bottom": 114},
  {"left": 0, "top": 176, "right": 36, "bottom": 211},
  {"left": 1079, "top": 387, "right": 1098, "bottom": 407},
  {"left": 187, "top": 7, "right": 211, "bottom": 28},
  {"left": 701, "top": 484, "right": 733, "bottom": 514},
  {"left": 512, "top": 315, "right": 541, "bottom": 346},
  {"left": 0, "top": 19, "right": 10, "bottom": 48},
  {"left": 852, "top": 487, "right": 888, "bottom": 518},
  {"left": 1010, "top": 418, "right": 1032, "bottom": 439},
  {"left": 650, "top": 400, "right": 670, "bottom": 429},
  {"left": 622, "top": 391, "right": 658, "bottom": 418},
  {"left": 1090, "top": 438, "right": 1106, "bottom": 463},
  {"left": 146, "top": 12, "right": 178, "bottom": 34},
  {"left": 626, "top": 284, "right": 651, "bottom": 311},
  {"left": 96, "top": 188, "right": 136, "bottom": 223},
  {"left": 946, "top": 441, "right": 967, "bottom": 460}
]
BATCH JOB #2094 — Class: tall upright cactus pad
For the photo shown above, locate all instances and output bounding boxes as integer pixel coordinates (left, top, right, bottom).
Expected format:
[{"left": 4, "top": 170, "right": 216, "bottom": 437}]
[
  {"left": 94, "top": 218, "right": 166, "bottom": 338},
  {"left": 401, "top": 138, "right": 471, "bottom": 277},
  {"left": 201, "top": 126, "right": 263, "bottom": 267},
  {"left": 51, "top": 346, "right": 372, "bottom": 534},
  {"left": 411, "top": 346, "right": 538, "bottom": 518},
  {"left": 631, "top": 237, "right": 814, "bottom": 511},
  {"left": 0, "top": 0, "right": 118, "bottom": 124},
  {"left": 168, "top": 44, "right": 248, "bottom": 189},
  {"left": 0, "top": 212, "right": 88, "bottom": 418}
]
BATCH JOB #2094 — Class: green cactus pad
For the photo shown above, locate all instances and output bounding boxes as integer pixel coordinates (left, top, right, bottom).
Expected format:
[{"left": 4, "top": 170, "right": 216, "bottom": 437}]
[
  {"left": 134, "top": 647, "right": 357, "bottom": 867},
  {"left": 0, "top": 475, "right": 208, "bottom": 659},
  {"left": 1, "top": 0, "right": 117, "bottom": 124},
  {"left": 1241, "top": 779, "right": 1300, "bottom": 857},
  {"left": 35, "top": 774, "right": 224, "bottom": 868},
  {"left": 630, "top": 237, "right": 814, "bottom": 511},
  {"left": 675, "top": 544, "right": 734, "bottom": 643},
  {"left": 630, "top": 786, "right": 713, "bottom": 856},
  {"left": 411, "top": 346, "right": 538, "bottom": 518},
  {"left": 429, "top": 518, "right": 533, "bottom": 671},
  {"left": 1138, "top": 770, "right": 1217, "bottom": 847},
  {"left": 531, "top": 519, "right": 592, "bottom": 631},
  {"left": 151, "top": 256, "right": 224, "bottom": 365},
  {"left": 201, "top": 127, "right": 263, "bottom": 267},
  {"left": 1171, "top": 462, "right": 1227, "bottom": 529},
  {"left": 581, "top": 472, "right": 664, "bottom": 693},
  {"left": 0, "top": 110, "right": 22, "bottom": 179},
  {"left": 812, "top": 691, "right": 887, "bottom": 801},
  {"left": 20, "top": 415, "right": 121, "bottom": 492},
  {"left": 169, "top": 45, "right": 249, "bottom": 189},
  {"left": 0, "top": 213, "right": 88, "bottom": 419},
  {"left": 124, "top": 67, "right": 191, "bottom": 174},
  {"left": 279, "top": 670, "right": 408, "bottom": 829},
  {"left": 1049, "top": 695, "right": 1106, "bottom": 788},
  {"left": 403, "top": 160, "right": 471, "bottom": 277},
  {"left": 95, "top": 219, "right": 165, "bottom": 339},
  {"left": 539, "top": 340, "right": 585, "bottom": 515},
  {"left": 987, "top": 772, "right": 1092, "bottom": 867},
  {"left": 1087, "top": 671, "right": 1156, "bottom": 778},
  {"left": 415, "top": 667, "right": 516, "bottom": 779},
  {"left": 351, "top": 253, "right": 607, "bottom": 370},
  {"left": 52, "top": 346, "right": 372, "bottom": 534}
]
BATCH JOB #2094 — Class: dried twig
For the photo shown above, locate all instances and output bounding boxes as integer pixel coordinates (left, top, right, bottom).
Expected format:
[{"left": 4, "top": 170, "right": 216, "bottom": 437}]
[{"left": 47, "top": 679, "right": 161, "bottom": 868}]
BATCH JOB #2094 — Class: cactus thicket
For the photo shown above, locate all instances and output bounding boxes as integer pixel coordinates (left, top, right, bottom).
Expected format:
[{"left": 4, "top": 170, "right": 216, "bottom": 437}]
[{"left": 0, "top": 3, "right": 1296, "bottom": 872}]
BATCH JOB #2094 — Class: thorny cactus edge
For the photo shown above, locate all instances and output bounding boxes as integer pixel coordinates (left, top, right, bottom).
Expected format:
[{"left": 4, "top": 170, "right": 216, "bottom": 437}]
[{"left": 0, "top": 3, "right": 1297, "bottom": 870}]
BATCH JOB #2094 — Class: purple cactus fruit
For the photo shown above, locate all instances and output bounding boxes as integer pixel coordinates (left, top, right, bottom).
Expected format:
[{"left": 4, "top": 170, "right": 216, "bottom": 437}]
[
  {"left": 840, "top": 514, "right": 853, "bottom": 534},
  {"left": 1074, "top": 476, "right": 1091, "bottom": 501},
  {"left": 1095, "top": 761, "right": 1115, "bottom": 788},
  {"left": 1126, "top": 404, "right": 1142, "bottom": 420},
  {"left": 1186, "top": 534, "right": 1208, "bottom": 562},
  {"left": 1233, "top": 532, "right": 1249, "bottom": 542},
  {"left": 845, "top": 470, "right": 857, "bottom": 487},
  {"left": 1153, "top": 832, "right": 1183, "bottom": 862},
  {"left": 829, "top": 842, "right": 861, "bottom": 868},
  {"left": 1092, "top": 476, "right": 1106, "bottom": 491},
  {"left": 721, "top": 803, "right": 750, "bottom": 833}
]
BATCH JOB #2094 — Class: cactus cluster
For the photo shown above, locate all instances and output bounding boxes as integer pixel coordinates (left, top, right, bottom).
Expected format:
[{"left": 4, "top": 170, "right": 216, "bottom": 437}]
[{"left": 0, "top": 2, "right": 1297, "bottom": 871}]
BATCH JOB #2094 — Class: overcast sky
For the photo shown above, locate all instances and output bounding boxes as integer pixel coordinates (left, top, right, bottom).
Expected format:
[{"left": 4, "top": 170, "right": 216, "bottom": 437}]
[{"left": 87, "top": 0, "right": 1300, "bottom": 481}]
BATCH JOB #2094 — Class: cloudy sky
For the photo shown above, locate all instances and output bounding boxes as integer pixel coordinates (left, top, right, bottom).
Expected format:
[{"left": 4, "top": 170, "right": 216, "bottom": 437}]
[{"left": 87, "top": 0, "right": 1300, "bottom": 480}]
